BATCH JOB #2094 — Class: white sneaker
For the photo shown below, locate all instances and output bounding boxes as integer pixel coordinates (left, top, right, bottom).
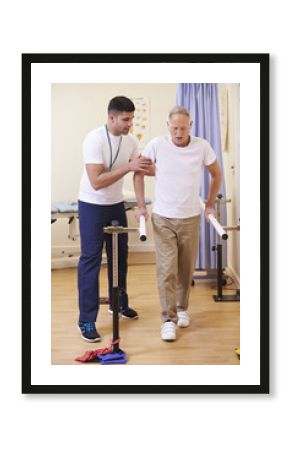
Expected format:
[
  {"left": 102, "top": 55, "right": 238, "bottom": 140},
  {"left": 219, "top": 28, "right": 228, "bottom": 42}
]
[
  {"left": 161, "top": 321, "right": 176, "bottom": 341},
  {"left": 177, "top": 310, "right": 190, "bottom": 328}
]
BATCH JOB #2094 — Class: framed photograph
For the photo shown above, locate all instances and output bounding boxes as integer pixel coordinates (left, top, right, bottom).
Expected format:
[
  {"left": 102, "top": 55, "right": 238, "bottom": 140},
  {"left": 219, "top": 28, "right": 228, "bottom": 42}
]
[{"left": 22, "top": 53, "right": 269, "bottom": 394}]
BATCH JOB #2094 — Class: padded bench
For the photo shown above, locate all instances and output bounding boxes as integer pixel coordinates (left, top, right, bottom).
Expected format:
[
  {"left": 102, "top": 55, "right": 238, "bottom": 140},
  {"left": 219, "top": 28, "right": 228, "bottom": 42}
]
[{"left": 51, "top": 198, "right": 151, "bottom": 241}]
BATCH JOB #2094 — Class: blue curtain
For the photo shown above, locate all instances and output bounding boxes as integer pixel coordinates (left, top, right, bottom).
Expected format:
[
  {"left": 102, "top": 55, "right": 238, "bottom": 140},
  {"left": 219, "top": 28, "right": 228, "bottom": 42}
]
[{"left": 176, "top": 83, "right": 227, "bottom": 269}]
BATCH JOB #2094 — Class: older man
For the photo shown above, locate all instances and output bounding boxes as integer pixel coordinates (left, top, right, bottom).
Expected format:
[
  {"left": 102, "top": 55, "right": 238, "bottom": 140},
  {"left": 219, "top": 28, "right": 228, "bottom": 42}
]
[{"left": 134, "top": 106, "right": 222, "bottom": 341}]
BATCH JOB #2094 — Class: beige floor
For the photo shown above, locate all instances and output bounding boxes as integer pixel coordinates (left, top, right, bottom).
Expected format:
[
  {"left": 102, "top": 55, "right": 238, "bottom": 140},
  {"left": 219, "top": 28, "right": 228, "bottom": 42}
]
[{"left": 51, "top": 263, "right": 240, "bottom": 365}]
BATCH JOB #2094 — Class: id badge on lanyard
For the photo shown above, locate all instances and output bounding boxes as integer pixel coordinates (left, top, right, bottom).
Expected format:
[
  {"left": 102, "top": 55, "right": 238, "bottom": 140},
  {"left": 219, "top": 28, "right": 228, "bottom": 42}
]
[{"left": 105, "top": 125, "right": 122, "bottom": 171}]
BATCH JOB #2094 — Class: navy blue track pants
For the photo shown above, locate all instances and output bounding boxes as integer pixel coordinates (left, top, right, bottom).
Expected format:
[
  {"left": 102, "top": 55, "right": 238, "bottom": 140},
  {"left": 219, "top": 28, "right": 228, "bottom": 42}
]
[{"left": 78, "top": 200, "right": 128, "bottom": 323}]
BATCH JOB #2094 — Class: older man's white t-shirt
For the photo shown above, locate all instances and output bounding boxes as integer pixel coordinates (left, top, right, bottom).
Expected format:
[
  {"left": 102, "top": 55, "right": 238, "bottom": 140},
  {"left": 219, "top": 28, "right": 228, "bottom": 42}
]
[
  {"left": 79, "top": 126, "right": 139, "bottom": 205},
  {"left": 143, "top": 135, "right": 216, "bottom": 218}
]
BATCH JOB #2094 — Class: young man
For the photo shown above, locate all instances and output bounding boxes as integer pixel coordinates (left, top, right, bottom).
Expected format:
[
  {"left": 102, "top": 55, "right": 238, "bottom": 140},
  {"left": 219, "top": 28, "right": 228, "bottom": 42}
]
[
  {"left": 78, "top": 96, "right": 152, "bottom": 342},
  {"left": 134, "top": 106, "right": 222, "bottom": 341}
]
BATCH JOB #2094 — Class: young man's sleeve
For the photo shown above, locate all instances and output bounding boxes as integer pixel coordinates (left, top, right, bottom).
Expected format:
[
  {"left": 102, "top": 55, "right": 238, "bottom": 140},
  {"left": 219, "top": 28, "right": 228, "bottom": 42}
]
[{"left": 83, "top": 133, "right": 104, "bottom": 164}]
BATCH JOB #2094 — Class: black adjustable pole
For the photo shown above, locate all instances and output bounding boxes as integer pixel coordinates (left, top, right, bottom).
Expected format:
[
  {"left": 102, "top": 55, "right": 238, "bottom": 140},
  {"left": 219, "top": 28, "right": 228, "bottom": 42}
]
[
  {"left": 216, "top": 243, "right": 223, "bottom": 300},
  {"left": 213, "top": 195, "right": 240, "bottom": 302},
  {"left": 214, "top": 195, "right": 223, "bottom": 301},
  {"left": 111, "top": 220, "right": 120, "bottom": 353},
  {"left": 103, "top": 217, "right": 147, "bottom": 355}
]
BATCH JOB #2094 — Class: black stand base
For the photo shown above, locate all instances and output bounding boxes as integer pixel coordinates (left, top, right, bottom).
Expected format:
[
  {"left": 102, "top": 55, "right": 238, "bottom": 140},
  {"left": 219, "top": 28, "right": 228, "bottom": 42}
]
[
  {"left": 213, "top": 290, "right": 240, "bottom": 302},
  {"left": 111, "top": 348, "right": 124, "bottom": 354}
]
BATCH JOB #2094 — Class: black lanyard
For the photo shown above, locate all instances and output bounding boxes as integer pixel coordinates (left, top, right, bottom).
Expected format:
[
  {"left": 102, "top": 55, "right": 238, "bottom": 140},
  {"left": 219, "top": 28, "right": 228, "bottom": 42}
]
[{"left": 105, "top": 125, "right": 122, "bottom": 171}]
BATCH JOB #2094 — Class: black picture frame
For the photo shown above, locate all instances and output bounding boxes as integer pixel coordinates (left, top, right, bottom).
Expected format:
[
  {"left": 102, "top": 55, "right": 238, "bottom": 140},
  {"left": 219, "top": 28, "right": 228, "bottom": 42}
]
[{"left": 22, "top": 53, "right": 269, "bottom": 394}]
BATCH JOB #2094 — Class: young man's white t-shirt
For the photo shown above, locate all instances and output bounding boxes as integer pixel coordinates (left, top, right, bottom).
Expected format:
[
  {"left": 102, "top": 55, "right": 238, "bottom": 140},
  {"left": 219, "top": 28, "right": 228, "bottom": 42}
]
[
  {"left": 79, "top": 126, "right": 139, "bottom": 205},
  {"left": 142, "top": 135, "right": 216, "bottom": 218}
]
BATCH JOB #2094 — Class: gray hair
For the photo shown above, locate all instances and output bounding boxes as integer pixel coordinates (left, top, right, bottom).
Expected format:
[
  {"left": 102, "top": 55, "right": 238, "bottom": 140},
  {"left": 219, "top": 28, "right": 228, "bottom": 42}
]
[{"left": 168, "top": 106, "right": 191, "bottom": 121}]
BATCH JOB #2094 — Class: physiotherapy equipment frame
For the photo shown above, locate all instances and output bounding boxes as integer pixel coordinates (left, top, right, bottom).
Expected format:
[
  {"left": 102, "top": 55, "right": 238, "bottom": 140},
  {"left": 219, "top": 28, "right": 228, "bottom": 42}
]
[
  {"left": 103, "top": 217, "right": 147, "bottom": 357},
  {"left": 199, "top": 195, "right": 240, "bottom": 302}
]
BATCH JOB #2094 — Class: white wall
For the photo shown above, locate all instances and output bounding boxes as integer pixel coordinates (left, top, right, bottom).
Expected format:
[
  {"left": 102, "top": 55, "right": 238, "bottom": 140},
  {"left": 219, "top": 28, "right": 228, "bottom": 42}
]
[{"left": 51, "top": 83, "right": 176, "bottom": 256}]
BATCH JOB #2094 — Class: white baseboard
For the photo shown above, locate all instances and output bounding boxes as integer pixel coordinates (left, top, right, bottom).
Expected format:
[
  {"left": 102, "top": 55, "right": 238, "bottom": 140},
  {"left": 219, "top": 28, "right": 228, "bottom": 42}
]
[
  {"left": 51, "top": 245, "right": 80, "bottom": 258},
  {"left": 51, "top": 244, "right": 156, "bottom": 269},
  {"left": 226, "top": 265, "right": 240, "bottom": 286},
  {"left": 51, "top": 256, "right": 79, "bottom": 269},
  {"left": 51, "top": 243, "right": 155, "bottom": 258}
]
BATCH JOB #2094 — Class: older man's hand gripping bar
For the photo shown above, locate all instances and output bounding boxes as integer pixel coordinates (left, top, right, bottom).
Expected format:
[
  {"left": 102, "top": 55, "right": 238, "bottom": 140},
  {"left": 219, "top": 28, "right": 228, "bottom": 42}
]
[{"left": 199, "top": 198, "right": 228, "bottom": 240}]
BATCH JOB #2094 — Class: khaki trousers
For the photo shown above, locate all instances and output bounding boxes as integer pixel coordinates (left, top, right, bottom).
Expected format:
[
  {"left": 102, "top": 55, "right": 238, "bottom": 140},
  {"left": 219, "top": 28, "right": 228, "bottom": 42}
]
[{"left": 151, "top": 213, "right": 201, "bottom": 323}]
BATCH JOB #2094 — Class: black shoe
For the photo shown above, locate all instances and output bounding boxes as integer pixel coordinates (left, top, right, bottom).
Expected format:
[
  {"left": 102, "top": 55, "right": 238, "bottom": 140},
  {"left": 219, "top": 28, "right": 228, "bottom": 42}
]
[
  {"left": 78, "top": 321, "right": 101, "bottom": 342},
  {"left": 121, "top": 307, "right": 138, "bottom": 319},
  {"left": 108, "top": 307, "right": 139, "bottom": 319}
]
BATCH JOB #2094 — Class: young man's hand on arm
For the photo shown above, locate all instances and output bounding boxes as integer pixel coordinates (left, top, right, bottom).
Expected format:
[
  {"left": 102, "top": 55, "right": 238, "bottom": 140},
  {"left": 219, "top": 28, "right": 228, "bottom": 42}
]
[{"left": 85, "top": 155, "right": 152, "bottom": 191}]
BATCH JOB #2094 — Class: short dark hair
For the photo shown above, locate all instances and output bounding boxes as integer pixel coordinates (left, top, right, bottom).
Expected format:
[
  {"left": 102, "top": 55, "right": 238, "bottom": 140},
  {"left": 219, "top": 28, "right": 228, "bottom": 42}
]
[{"left": 108, "top": 96, "right": 135, "bottom": 114}]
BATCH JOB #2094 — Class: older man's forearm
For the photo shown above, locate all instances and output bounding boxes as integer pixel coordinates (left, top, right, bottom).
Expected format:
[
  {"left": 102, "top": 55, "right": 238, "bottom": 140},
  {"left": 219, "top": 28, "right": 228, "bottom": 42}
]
[{"left": 133, "top": 172, "right": 146, "bottom": 207}]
